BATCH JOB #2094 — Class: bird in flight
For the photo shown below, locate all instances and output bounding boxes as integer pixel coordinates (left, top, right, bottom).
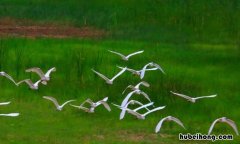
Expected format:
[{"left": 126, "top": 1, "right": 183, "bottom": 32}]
[
  {"left": 71, "top": 97, "right": 111, "bottom": 113},
  {"left": 113, "top": 102, "right": 165, "bottom": 120},
  {"left": 117, "top": 66, "right": 158, "bottom": 78},
  {"left": 170, "top": 91, "right": 217, "bottom": 103},
  {"left": 92, "top": 67, "right": 127, "bottom": 84},
  {"left": 122, "top": 81, "right": 150, "bottom": 94},
  {"left": 155, "top": 116, "right": 186, "bottom": 133},
  {"left": 25, "top": 67, "right": 56, "bottom": 84},
  {"left": 17, "top": 79, "right": 43, "bottom": 90},
  {"left": 140, "top": 62, "right": 165, "bottom": 79},
  {"left": 108, "top": 50, "right": 144, "bottom": 61},
  {"left": 208, "top": 117, "right": 239, "bottom": 135},
  {"left": 43, "top": 96, "right": 76, "bottom": 111}
]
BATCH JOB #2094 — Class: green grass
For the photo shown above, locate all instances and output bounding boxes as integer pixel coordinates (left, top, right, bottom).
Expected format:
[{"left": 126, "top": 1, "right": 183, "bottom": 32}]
[
  {"left": 0, "top": 38, "right": 239, "bottom": 143},
  {"left": 0, "top": 0, "right": 240, "bottom": 43}
]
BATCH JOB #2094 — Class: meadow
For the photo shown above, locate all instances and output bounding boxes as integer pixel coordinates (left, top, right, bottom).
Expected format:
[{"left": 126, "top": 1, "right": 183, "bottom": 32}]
[{"left": 0, "top": 0, "right": 240, "bottom": 143}]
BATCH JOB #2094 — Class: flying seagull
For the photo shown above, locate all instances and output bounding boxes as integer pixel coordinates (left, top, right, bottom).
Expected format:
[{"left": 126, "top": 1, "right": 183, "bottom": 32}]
[
  {"left": 43, "top": 96, "right": 76, "bottom": 111},
  {"left": 114, "top": 100, "right": 150, "bottom": 120},
  {"left": 0, "top": 101, "right": 11, "bottom": 106},
  {"left": 71, "top": 97, "right": 111, "bottom": 113},
  {"left": 92, "top": 67, "right": 127, "bottom": 84},
  {"left": 0, "top": 71, "right": 18, "bottom": 85},
  {"left": 121, "top": 90, "right": 151, "bottom": 107},
  {"left": 122, "top": 81, "right": 150, "bottom": 94},
  {"left": 17, "top": 79, "right": 43, "bottom": 90},
  {"left": 0, "top": 113, "right": 20, "bottom": 117},
  {"left": 140, "top": 62, "right": 165, "bottom": 79},
  {"left": 208, "top": 117, "right": 239, "bottom": 135},
  {"left": 113, "top": 102, "right": 165, "bottom": 120},
  {"left": 117, "top": 66, "right": 158, "bottom": 78},
  {"left": 155, "top": 116, "right": 186, "bottom": 133},
  {"left": 26, "top": 67, "right": 56, "bottom": 84},
  {"left": 108, "top": 50, "right": 144, "bottom": 61},
  {"left": 170, "top": 91, "right": 217, "bottom": 103}
]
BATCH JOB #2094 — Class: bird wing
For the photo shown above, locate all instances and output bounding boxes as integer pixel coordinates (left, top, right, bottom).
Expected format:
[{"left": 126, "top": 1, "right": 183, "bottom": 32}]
[
  {"left": 43, "top": 96, "right": 60, "bottom": 108},
  {"left": 92, "top": 69, "right": 110, "bottom": 81},
  {"left": 133, "top": 102, "right": 154, "bottom": 112},
  {"left": 136, "top": 81, "right": 150, "bottom": 88},
  {"left": 122, "top": 85, "right": 133, "bottom": 94},
  {"left": 99, "top": 101, "right": 111, "bottom": 111},
  {"left": 108, "top": 50, "right": 126, "bottom": 59},
  {"left": 0, "top": 72, "right": 17, "bottom": 85},
  {"left": 45, "top": 67, "right": 56, "bottom": 77},
  {"left": 225, "top": 119, "right": 239, "bottom": 135},
  {"left": 130, "top": 100, "right": 150, "bottom": 111},
  {"left": 155, "top": 117, "right": 168, "bottom": 133},
  {"left": 0, "top": 101, "right": 11, "bottom": 105},
  {"left": 70, "top": 104, "right": 90, "bottom": 111},
  {"left": 0, "top": 113, "right": 20, "bottom": 117},
  {"left": 17, "top": 79, "right": 34, "bottom": 87},
  {"left": 170, "top": 116, "right": 186, "bottom": 129},
  {"left": 111, "top": 67, "right": 127, "bottom": 81},
  {"left": 61, "top": 100, "right": 76, "bottom": 108},
  {"left": 26, "top": 67, "right": 45, "bottom": 78},
  {"left": 170, "top": 91, "right": 193, "bottom": 101},
  {"left": 195, "top": 94, "right": 217, "bottom": 100},
  {"left": 152, "top": 63, "right": 166, "bottom": 74},
  {"left": 208, "top": 118, "right": 220, "bottom": 135},
  {"left": 34, "top": 79, "right": 42, "bottom": 87},
  {"left": 143, "top": 105, "right": 166, "bottom": 117},
  {"left": 140, "top": 91, "right": 152, "bottom": 102},
  {"left": 121, "top": 91, "right": 137, "bottom": 107},
  {"left": 126, "top": 50, "right": 144, "bottom": 59}
]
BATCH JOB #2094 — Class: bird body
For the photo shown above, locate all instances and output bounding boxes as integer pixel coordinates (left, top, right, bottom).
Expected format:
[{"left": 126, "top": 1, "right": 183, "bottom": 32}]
[
  {"left": 155, "top": 116, "right": 185, "bottom": 133},
  {"left": 122, "top": 81, "right": 150, "bottom": 94},
  {"left": 208, "top": 117, "right": 239, "bottom": 135},
  {"left": 140, "top": 62, "right": 165, "bottom": 79}
]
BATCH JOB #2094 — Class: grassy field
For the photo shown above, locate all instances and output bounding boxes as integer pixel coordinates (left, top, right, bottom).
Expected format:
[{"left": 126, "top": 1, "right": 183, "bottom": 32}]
[
  {"left": 0, "top": 38, "right": 239, "bottom": 143},
  {"left": 0, "top": 0, "right": 240, "bottom": 143}
]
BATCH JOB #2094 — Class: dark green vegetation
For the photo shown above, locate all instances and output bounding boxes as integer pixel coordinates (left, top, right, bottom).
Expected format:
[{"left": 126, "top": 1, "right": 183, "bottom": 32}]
[
  {"left": 0, "top": 0, "right": 240, "bottom": 43},
  {"left": 0, "top": 38, "right": 239, "bottom": 143},
  {"left": 0, "top": 0, "right": 240, "bottom": 143}
]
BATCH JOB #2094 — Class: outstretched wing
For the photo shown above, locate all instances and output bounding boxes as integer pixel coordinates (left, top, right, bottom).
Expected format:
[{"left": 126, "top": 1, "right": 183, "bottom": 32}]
[
  {"left": 43, "top": 96, "right": 60, "bottom": 108},
  {"left": 170, "top": 116, "right": 186, "bottom": 129},
  {"left": 26, "top": 67, "right": 45, "bottom": 78},
  {"left": 195, "top": 94, "right": 217, "bottom": 100},
  {"left": 133, "top": 102, "right": 154, "bottom": 112},
  {"left": 225, "top": 119, "right": 239, "bottom": 135},
  {"left": 108, "top": 50, "right": 126, "bottom": 59},
  {"left": 126, "top": 50, "right": 144, "bottom": 59},
  {"left": 122, "top": 85, "right": 133, "bottom": 94},
  {"left": 0, "top": 101, "right": 11, "bottom": 106},
  {"left": 99, "top": 101, "right": 111, "bottom": 111},
  {"left": 0, "top": 72, "right": 18, "bottom": 85},
  {"left": 111, "top": 67, "right": 127, "bottom": 81},
  {"left": 140, "top": 63, "right": 151, "bottom": 79},
  {"left": 170, "top": 91, "right": 193, "bottom": 101},
  {"left": 121, "top": 91, "right": 137, "bottom": 107},
  {"left": 140, "top": 91, "right": 152, "bottom": 102},
  {"left": 92, "top": 69, "right": 110, "bottom": 81},
  {"left": 208, "top": 118, "right": 220, "bottom": 135},
  {"left": 135, "top": 81, "right": 150, "bottom": 88},
  {"left": 45, "top": 67, "right": 56, "bottom": 77},
  {"left": 61, "top": 100, "right": 76, "bottom": 108},
  {"left": 155, "top": 117, "right": 168, "bottom": 133},
  {"left": 152, "top": 63, "right": 165, "bottom": 74},
  {"left": 143, "top": 105, "right": 166, "bottom": 117}
]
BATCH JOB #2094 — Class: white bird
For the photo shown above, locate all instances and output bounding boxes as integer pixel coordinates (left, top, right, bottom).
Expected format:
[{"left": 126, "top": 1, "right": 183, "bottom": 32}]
[
  {"left": 17, "top": 79, "right": 43, "bottom": 90},
  {"left": 26, "top": 67, "right": 56, "bottom": 84},
  {"left": 0, "top": 113, "right": 19, "bottom": 117},
  {"left": 117, "top": 66, "right": 158, "bottom": 77},
  {"left": 170, "top": 91, "right": 217, "bottom": 103},
  {"left": 155, "top": 116, "right": 186, "bottom": 133},
  {"left": 0, "top": 71, "right": 18, "bottom": 85},
  {"left": 208, "top": 117, "right": 239, "bottom": 135},
  {"left": 122, "top": 81, "right": 150, "bottom": 94},
  {"left": 0, "top": 101, "right": 11, "bottom": 106},
  {"left": 92, "top": 67, "right": 127, "bottom": 84},
  {"left": 140, "top": 62, "right": 165, "bottom": 79},
  {"left": 121, "top": 90, "right": 151, "bottom": 108},
  {"left": 116, "top": 100, "right": 150, "bottom": 120},
  {"left": 43, "top": 96, "right": 76, "bottom": 111},
  {"left": 113, "top": 102, "right": 165, "bottom": 120},
  {"left": 71, "top": 97, "right": 111, "bottom": 113},
  {"left": 108, "top": 50, "right": 144, "bottom": 61}
]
